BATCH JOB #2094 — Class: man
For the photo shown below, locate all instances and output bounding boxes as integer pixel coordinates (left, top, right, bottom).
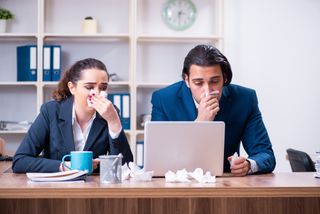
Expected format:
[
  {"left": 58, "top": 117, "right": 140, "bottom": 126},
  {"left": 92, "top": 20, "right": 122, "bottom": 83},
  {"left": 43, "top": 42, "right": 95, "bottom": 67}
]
[{"left": 151, "top": 45, "right": 275, "bottom": 176}]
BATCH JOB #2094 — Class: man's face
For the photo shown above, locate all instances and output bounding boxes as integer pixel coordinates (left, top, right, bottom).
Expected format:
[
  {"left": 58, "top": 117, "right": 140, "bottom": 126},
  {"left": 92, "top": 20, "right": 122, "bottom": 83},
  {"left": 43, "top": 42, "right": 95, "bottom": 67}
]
[{"left": 185, "top": 64, "right": 224, "bottom": 104}]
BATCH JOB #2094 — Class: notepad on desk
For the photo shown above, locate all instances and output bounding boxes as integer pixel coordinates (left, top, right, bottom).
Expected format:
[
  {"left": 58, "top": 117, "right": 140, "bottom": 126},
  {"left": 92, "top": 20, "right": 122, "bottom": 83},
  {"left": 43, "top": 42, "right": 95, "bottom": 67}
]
[{"left": 26, "top": 170, "right": 88, "bottom": 182}]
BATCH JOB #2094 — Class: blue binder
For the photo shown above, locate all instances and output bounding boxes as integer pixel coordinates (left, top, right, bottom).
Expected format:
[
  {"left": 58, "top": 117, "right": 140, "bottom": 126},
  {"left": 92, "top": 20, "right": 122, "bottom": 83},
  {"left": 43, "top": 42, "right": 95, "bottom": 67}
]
[
  {"left": 42, "top": 45, "right": 51, "bottom": 81},
  {"left": 136, "top": 141, "right": 144, "bottom": 168},
  {"left": 108, "top": 93, "right": 121, "bottom": 113},
  {"left": 108, "top": 93, "right": 131, "bottom": 130},
  {"left": 51, "top": 45, "right": 61, "bottom": 81},
  {"left": 17, "top": 45, "right": 37, "bottom": 81},
  {"left": 121, "top": 93, "right": 130, "bottom": 130}
]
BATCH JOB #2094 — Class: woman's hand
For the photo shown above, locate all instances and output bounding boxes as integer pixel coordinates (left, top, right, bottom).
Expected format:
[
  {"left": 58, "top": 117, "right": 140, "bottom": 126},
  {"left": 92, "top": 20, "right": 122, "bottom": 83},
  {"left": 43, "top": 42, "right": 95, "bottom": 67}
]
[
  {"left": 92, "top": 158, "right": 100, "bottom": 171},
  {"left": 59, "top": 161, "right": 71, "bottom": 172},
  {"left": 90, "top": 93, "right": 122, "bottom": 133},
  {"left": 60, "top": 159, "right": 100, "bottom": 172}
]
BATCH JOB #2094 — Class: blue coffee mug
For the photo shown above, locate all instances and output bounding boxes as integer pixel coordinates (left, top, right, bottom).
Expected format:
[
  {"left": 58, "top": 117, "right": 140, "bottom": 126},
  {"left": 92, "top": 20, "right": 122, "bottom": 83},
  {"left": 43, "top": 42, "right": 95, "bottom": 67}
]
[{"left": 62, "top": 151, "right": 93, "bottom": 174}]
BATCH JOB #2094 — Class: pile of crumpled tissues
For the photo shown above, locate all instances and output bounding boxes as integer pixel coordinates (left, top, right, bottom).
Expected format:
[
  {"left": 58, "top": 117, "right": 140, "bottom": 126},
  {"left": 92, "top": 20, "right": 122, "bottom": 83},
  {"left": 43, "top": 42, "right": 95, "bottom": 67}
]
[
  {"left": 165, "top": 168, "right": 216, "bottom": 183},
  {"left": 121, "top": 162, "right": 153, "bottom": 181}
]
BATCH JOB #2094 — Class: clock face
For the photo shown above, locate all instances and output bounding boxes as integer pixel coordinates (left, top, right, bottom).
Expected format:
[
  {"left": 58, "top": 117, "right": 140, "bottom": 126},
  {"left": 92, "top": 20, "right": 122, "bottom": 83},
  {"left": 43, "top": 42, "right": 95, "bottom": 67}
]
[{"left": 162, "top": 0, "right": 197, "bottom": 31}]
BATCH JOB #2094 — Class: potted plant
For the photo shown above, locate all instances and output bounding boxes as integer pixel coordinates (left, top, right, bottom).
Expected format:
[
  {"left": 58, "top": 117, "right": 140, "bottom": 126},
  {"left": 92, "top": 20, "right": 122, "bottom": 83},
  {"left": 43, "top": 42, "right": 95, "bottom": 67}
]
[{"left": 0, "top": 8, "right": 14, "bottom": 33}]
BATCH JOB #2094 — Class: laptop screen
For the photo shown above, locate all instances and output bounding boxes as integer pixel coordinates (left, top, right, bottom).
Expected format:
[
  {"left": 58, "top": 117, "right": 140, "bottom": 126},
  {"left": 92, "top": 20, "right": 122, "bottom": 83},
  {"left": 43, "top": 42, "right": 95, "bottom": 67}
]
[{"left": 143, "top": 121, "right": 225, "bottom": 176}]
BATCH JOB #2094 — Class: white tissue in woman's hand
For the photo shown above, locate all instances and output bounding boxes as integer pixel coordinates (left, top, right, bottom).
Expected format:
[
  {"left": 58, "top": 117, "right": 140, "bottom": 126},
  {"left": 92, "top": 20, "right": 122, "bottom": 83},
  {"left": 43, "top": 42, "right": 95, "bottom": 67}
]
[{"left": 100, "top": 91, "right": 108, "bottom": 98}]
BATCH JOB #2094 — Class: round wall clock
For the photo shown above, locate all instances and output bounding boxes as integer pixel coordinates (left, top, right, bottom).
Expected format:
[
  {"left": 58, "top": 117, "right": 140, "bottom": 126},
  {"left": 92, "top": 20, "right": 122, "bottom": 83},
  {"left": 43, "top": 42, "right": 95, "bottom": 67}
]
[{"left": 162, "top": 0, "right": 197, "bottom": 31}]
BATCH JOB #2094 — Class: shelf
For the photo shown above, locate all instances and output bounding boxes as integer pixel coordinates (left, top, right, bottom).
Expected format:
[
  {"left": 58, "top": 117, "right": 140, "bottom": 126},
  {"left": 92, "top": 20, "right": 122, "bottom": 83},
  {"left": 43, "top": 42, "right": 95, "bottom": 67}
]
[
  {"left": 41, "top": 81, "right": 130, "bottom": 88},
  {"left": 0, "top": 130, "right": 28, "bottom": 134},
  {"left": 109, "top": 81, "right": 130, "bottom": 86},
  {"left": 0, "top": 82, "right": 38, "bottom": 86},
  {"left": 136, "top": 82, "right": 171, "bottom": 88},
  {"left": 135, "top": 130, "right": 144, "bottom": 135},
  {"left": 0, "top": 33, "right": 37, "bottom": 39},
  {"left": 124, "top": 130, "right": 131, "bottom": 135},
  {"left": 44, "top": 33, "right": 130, "bottom": 42},
  {"left": 41, "top": 82, "right": 58, "bottom": 87},
  {"left": 137, "top": 35, "right": 223, "bottom": 43}
]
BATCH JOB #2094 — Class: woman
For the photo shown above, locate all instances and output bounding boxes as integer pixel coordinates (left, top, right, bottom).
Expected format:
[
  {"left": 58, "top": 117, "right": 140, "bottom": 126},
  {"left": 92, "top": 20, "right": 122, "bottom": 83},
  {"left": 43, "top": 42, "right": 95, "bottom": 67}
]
[{"left": 12, "top": 58, "right": 133, "bottom": 173}]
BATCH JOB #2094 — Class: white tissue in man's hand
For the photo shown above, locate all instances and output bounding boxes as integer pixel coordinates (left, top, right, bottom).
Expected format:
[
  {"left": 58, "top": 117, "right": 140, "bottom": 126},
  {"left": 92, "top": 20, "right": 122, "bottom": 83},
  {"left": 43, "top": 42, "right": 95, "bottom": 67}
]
[{"left": 230, "top": 152, "right": 239, "bottom": 167}]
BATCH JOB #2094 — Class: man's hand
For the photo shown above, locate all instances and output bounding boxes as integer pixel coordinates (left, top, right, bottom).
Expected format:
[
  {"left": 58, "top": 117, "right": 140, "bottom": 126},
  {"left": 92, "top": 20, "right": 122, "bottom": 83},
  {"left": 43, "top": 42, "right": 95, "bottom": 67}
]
[
  {"left": 227, "top": 156, "right": 250, "bottom": 177},
  {"left": 196, "top": 91, "right": 220, "bottom": 121}
]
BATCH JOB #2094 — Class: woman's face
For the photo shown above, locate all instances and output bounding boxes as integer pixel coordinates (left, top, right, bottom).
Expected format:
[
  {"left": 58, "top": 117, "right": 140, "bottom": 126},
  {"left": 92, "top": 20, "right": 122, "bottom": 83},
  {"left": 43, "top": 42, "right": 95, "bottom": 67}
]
[{"left": 68, "top": 68, "right": 109, "bottom": 113}]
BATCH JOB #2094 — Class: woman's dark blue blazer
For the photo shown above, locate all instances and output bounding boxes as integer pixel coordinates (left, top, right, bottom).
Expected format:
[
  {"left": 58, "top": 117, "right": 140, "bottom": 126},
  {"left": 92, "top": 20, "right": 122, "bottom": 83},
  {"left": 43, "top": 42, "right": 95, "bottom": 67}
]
[{"left": 12, "top": 96, "right": 133, "bottom": 173}]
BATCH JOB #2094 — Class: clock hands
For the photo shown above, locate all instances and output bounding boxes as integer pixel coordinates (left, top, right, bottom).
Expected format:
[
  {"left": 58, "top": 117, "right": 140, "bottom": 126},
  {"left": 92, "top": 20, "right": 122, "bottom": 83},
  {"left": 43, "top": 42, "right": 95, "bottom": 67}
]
[{"left": 178, "top": 10, "right": 184, "bottom": 25}]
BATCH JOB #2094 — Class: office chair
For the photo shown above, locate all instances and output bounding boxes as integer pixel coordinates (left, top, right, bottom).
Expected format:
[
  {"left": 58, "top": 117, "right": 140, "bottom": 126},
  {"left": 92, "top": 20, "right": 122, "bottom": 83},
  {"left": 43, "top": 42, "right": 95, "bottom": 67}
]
[{"left": 286, "top": 148, "right": 316, "bottom": 172}]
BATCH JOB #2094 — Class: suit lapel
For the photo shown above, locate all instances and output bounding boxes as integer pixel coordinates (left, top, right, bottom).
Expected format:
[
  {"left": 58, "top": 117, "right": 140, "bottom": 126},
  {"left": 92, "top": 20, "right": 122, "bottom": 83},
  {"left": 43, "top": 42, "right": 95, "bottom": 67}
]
[
  {"left": 58, "top": 97, "right": 75, "bottom": 152},
  {"left": 179, "top": 82, "right": 197, "bottom": 120},
  {"left": 84, "top": 113, "right": 106, "bottom": 151},
  {"left": 215, "top": 85, "right": 231, "bottom": 121}
]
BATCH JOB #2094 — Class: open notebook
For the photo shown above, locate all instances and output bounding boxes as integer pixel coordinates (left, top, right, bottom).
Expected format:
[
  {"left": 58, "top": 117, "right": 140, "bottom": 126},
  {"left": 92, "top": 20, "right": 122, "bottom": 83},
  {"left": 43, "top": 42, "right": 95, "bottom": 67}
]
[{"left": 27, "top": 170, "right": 88, "bottom": 182}]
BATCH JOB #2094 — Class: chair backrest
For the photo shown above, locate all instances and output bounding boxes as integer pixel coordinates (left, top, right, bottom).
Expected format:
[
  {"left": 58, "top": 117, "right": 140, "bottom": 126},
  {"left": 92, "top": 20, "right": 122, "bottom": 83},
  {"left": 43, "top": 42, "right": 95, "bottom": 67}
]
[{"left": 286, "top": 148, "right": 316, "bottom": 172}]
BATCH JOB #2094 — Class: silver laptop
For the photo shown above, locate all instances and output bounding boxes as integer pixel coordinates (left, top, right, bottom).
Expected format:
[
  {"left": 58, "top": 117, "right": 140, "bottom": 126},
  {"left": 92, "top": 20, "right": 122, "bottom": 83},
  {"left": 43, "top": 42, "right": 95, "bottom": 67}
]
[{"left": 144, "top": 121, "right": 225, "bottom": 177}]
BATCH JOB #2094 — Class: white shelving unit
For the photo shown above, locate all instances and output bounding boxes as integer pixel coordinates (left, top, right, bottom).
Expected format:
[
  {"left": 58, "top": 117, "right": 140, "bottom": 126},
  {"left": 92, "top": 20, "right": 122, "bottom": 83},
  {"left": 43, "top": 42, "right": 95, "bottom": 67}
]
[{"left": 0, "top": 0, "right": 224, "bottom": 159}]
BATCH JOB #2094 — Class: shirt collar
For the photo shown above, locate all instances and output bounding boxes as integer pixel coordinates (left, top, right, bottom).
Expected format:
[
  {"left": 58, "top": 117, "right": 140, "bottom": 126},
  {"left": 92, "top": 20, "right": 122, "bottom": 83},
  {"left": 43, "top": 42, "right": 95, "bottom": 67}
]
[
  {"left": 72, "top": 105, "right": 96, "bottom": 125},
  {"left": 193, "top": 97, "right": 199, "bottom": 109}
]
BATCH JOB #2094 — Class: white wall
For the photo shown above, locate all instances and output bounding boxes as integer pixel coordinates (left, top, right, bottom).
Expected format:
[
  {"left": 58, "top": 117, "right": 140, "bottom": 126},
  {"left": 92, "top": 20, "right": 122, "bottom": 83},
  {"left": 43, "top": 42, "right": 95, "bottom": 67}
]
[{"left": 224, "top": 0, "right": 320, "bottom": 171}]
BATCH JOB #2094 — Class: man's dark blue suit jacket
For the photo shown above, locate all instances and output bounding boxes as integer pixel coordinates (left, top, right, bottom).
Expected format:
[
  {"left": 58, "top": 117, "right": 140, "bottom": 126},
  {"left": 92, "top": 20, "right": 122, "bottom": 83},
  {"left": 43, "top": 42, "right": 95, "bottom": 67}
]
[
  {"left": 151, "top": 81, "right": 275, "bottom": 173},
  {"left": 12, "top": 96, "right": 133, "bottom": 173}
]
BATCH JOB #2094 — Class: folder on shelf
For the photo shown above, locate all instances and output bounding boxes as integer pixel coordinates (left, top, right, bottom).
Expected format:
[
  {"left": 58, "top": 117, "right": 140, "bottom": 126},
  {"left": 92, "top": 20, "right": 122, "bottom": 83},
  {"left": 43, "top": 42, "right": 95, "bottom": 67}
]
[
  {"left": 136, "top": 141, "right": 144, "bottom": 168},
  {"left": 17, "top": 45, "right": 37, "bottom": 81},
  {"left": 112, "top": 94, "right": 121, "bottom": 114},
  {"left": 42, "top": 45, "right": 51, "bottom": 81},
  {"left": 121, "top": 94, "right": 130, "bottom": 130},
  {"left": 51, "top": 45, "right": 61, "bottom": 81},
  {"left": 108, "top": 93, "right": 131, "bottom": 130}
]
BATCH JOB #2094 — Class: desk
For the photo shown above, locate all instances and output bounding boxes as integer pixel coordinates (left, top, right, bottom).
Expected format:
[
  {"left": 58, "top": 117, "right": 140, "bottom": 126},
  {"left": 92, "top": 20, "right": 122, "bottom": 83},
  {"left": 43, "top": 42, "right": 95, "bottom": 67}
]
[
  {"left": 0, "top": 163, "right": 319, "bottom": 214},
  {"left": 0, "top": 161, "right": 11, "bottom": 174}
]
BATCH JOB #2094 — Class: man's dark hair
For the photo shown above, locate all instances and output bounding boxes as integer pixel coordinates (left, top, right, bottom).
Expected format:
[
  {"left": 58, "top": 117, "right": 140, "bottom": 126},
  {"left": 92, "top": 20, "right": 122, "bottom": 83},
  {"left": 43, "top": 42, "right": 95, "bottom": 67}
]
[{"left": 182, "top": 45, "right": 232, "bottom": 85}]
